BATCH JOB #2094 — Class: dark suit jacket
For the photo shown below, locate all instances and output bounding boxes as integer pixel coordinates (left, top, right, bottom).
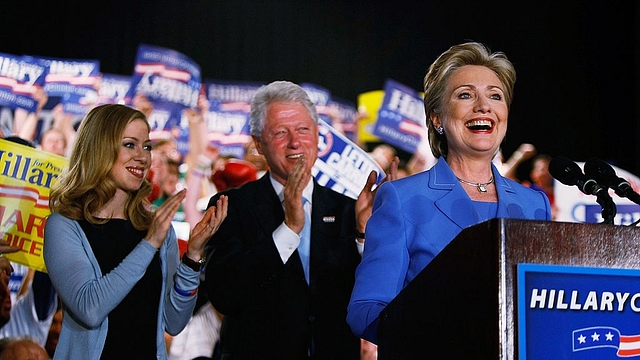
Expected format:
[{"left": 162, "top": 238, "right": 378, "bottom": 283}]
[{"left": 204, "top": 173, "right": 361, "bottom": 360}]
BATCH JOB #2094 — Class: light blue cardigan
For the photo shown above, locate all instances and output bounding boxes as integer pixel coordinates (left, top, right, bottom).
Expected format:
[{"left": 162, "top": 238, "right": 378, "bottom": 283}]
[{"left": 43, "top": 213, "right": 199, "bottom": 359}]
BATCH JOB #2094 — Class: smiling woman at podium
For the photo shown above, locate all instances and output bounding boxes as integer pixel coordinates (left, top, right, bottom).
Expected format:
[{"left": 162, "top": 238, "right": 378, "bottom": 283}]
[{"left": 346, "top": 42, "right": 552, "bottom": 344}]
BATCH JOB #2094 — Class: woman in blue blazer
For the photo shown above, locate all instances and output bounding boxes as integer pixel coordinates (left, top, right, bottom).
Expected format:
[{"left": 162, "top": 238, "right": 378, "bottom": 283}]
[{"left": 347, "top": 42, "right": 552, "bottom": 344}]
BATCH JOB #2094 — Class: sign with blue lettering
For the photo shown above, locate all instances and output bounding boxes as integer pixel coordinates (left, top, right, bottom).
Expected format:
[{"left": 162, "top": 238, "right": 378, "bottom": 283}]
[
  {"left": 518, "top": 263, "right": 640, "bottom": 359},
  {"left": 315, "top": 118, "right": 384, "bottom": 199}
]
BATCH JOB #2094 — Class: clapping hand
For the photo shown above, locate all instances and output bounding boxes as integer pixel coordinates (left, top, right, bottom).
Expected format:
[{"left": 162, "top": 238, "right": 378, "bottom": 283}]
[
  {"left": 355, "top": 156, "right": 400, "bottom": 237},
  {"left": 185, "top": 195, "right": 228, "bottom": 260},
  {"left": 145, "top": 189, "right": 187, "bottom": 249}
]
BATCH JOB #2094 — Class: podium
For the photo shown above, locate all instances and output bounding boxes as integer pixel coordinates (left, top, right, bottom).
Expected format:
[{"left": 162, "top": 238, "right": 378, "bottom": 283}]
[{"left": 376, "top": 218, "right": 640, "bottom": 359}]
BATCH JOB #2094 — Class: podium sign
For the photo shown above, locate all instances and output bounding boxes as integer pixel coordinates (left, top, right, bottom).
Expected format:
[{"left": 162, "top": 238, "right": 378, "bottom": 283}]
[{"left": 518, "top": 264, "right": 640, "bottom": 359}]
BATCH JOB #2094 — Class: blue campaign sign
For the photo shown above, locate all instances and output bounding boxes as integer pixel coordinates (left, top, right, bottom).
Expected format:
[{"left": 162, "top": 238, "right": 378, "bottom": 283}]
[
  {"left": 0, "top": 53, "right": 48, "bottom": 112},
  {"left": 518, "top": 263, "right": 640, "bottom": 359},
  {"left": 372, "top": 79, "right": 426, "bottom": 154},
  {"left": 127, "top": 44, "right": 201, "bottom": 109}
]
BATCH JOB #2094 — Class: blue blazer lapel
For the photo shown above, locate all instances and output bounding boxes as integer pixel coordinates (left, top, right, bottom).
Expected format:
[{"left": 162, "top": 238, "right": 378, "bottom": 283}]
[{"left": 431, "top": 159, "right": 479, "bottom": 230}]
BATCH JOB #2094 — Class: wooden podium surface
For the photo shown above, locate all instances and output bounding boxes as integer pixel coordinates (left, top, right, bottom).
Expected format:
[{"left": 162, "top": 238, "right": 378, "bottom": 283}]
[{"left": 376, "top": 218, "right": 640, "bottom": 359}]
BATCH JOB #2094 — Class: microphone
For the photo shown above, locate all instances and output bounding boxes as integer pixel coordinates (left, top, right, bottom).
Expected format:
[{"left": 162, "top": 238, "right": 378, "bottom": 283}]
[
  {"left": 549, "top": 156, "right": 616, "bottom": 224},
  {"left": 549, "top": 156, "right": 605, "bottom": 196},
  {"left": 584, "top": 157, "right": 640, "bottom": 205}
]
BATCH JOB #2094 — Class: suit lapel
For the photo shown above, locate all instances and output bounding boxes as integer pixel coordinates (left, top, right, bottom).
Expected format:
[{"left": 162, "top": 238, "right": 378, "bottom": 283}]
[{"left": 431, "top": 159, "right": 478, "bottom": 229}]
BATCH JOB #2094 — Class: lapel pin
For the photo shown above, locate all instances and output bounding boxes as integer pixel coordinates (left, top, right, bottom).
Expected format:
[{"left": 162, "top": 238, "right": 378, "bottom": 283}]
[{"left": 322, "top": 216, "right": 335, "bottom": 223}]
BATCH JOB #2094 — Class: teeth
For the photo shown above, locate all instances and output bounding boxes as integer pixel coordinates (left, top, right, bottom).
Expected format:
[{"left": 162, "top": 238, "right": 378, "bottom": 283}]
[
  {"left": 466, "top": 120, "right": 492, "bottom": 128},
  {"left": 465, "top": 120, "right": 492, "bottom": 130},
  {"left": 287, "top": 154, "right": 303, "bottom": 159}
]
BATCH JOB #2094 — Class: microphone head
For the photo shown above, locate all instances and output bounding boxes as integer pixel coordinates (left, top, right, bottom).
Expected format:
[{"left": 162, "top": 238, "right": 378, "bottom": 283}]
[
  {"left": 584, "top": 157, "right": 618, "bottom": 186},
  {"left": 585, "top": 157, "right": 633, "bottom": 197},
  {"left": 549, "top": 156, "right": 584, "bottom": 187}
]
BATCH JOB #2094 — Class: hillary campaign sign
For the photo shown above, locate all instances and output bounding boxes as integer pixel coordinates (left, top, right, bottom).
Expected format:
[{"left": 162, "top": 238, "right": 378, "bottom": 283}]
[
  {"left": 127, "top": 44, "right": 201, "bottom": 110},
  {"left": 0, "top": 53, "right": 48, "bottom": 113},
  {"left": 372, "top": 79, "right": 426, "bottom": 154},
  {"left": 518, "top": 264, "right": 640, "bottom": 359},
  {"left": 203, "top": 80, "right": 262, "bottom": 159},
  {"left": 40, "top": 56, "right": 101, "bottom": 116},
  {"left": 0, "top": 139, "right": 67, "bottom": 273}
]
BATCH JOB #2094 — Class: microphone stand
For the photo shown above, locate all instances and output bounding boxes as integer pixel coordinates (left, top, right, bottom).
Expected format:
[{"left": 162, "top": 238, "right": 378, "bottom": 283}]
[{"left": 595, "top": 189, "right": 616, "bottom": 225}]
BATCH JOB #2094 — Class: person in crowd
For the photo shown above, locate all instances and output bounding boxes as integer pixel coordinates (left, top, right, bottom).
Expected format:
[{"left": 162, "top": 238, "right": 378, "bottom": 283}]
[
  {"left": 12, "top": 87, "right": 48, "bottom": 143},
  {"left": 151, "top": 157, "right": 186, "bottom": 221},
  {"left": 0, "top": 337, "right": 49, "bottom": 360},
  {"left": 43, "top": 103, "right": 228, "bottom": 359},
  {"left": 242, "top": 139, "right": 269, "bottom": 177},
  {"left": 168, "top": 155, "right": 257, "bottom": 360},
  {"left": 496, "top": 142, "right": 537, "bottom": 181},
  {"left": 0, "top": 256, "right": 14, "bottom": 330},
  {"left": 347, "top": 42, "right": 552, "bottom": 344},
  {"left": 524, "top": 153, "right": 557, "bottom": 220},
  {"left": 39, "top": 102, "right": 80, "bottom": 157},
  {"left": 43, "top": 302, "right": 62, "bottom": 358},
  {"left": 368, "top": 143, "right": 397, "bottom": 174},
  {"left": 203, "top": 80, "right": 398, "bottom": 359},
  {"left": 39, "top": 128, "right": 68, "bottom": 157},
  {"left": 0, "top": 269, "right": 57, "bottom": 347},
  {"left": 405, "top": 139, "right": 437, "bottom": 175}
]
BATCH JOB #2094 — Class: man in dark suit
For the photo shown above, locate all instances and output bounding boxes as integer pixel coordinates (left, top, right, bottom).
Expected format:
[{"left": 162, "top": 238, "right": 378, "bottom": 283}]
[{"left": 204, "top": 81, "right": 395, "bottom": 359}]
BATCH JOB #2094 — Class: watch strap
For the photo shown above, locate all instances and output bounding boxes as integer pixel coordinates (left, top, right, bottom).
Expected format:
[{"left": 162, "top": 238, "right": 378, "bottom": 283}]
[{"left": 182, "top": 253, "right": 205, "bottom": 272}]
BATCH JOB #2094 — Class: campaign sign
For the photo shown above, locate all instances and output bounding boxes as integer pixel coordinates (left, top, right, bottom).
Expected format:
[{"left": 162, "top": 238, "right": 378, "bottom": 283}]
[
  {"left": 372, "top": 79, "right": 426, "bottom": 154},
  {"left": 97, "top": 73, "right": 132, "bottom": 105},
  {"left": 204, "top": 104, "right": 252, "bottom": 160},
  {"left": 0, "top": 139, "right": 67, "bottom": 273},
  {"left": 127, "top": 44, "right": 201, "bottom": 109},
  {"left": 0, "top": 53, "right": 48, "bottom": 112},
  {"left": 328, "top": 97, "right": 358, "bottom": 143},
  {"left": 205, "top": 79, "right": 263, "bottom": 109},
  {"left": 314, "top": 118, "right": 384, "bottom": 199},
  {"left": 40, "top": 56, "right": 100, "bottom": 115},
  {"left": 518, "top": 263, "right": 640, "bottom": 359},
  {"left": 302, "top": 83, "right": 333, "bottom": 125}
]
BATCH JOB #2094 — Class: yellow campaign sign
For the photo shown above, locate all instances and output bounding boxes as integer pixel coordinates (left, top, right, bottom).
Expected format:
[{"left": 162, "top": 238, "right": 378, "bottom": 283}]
[
  {"left": 356, "top": 90, "right": 384, "bottom": 144},
  {"left": 0, "top": 139, "right": 67, "bottom": 273}
]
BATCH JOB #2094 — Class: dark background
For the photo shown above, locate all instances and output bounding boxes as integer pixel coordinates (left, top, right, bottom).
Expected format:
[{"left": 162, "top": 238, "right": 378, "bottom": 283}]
[{"left": 2, "top": 1, "right": 639, "bottom": 179}]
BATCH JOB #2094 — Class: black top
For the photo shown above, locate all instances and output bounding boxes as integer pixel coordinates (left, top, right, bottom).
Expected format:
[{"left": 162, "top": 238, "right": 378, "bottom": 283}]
[{"left": 80, "top": 219, "right": 162, "bottom": 359}]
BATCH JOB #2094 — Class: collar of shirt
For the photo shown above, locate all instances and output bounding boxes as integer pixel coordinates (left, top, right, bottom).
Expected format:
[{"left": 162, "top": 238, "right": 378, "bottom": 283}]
[{"left": 270, "top": 174, "right": 314, "bottom": 206}]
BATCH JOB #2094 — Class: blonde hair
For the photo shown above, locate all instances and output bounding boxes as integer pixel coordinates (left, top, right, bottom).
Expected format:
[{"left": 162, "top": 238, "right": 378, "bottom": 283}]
[
  {"left": 49, "top": 104, "right": 154, "bottom": 230},
  {"left": 424, "top": 42, "right": 516, "bottom": 158}
]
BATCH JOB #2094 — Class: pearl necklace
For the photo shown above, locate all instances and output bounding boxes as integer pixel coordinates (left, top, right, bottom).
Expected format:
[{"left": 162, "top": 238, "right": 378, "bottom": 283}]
[{"left": 456, "top": 175, "right": 494, "bottom": 193}]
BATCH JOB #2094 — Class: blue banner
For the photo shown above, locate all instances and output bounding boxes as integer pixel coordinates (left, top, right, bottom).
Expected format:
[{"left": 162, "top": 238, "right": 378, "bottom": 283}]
[
  {"left": 127, "top": 44, "right": 201, "bottom": 109},
  {"left": 518, "top": 263, "right": 640, "bottom": 359},
  {"left": 0, "top": 53, "right": 48, "bottom": 112},
  {"left": 373, "top": 79, "right": 426, "bottom": 153}
]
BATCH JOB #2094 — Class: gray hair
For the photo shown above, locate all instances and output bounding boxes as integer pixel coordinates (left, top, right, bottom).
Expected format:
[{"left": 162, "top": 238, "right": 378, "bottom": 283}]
[{"left": 249, "top": 81, "right": 319, "bottom": 138}]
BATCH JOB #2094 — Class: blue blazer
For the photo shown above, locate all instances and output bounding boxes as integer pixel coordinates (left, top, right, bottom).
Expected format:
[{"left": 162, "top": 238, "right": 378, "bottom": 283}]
[{"left": 347, "top": 158, "right": 551, "bottom": 343}]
